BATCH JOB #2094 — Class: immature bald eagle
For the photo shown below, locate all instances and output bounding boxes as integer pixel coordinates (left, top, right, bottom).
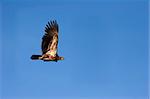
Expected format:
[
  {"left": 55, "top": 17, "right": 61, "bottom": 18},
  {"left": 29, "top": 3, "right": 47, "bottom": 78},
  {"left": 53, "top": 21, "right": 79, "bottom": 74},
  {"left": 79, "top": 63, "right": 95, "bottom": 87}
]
[{"left": 31, "top": 20, "right": 64, "bottom": 62}]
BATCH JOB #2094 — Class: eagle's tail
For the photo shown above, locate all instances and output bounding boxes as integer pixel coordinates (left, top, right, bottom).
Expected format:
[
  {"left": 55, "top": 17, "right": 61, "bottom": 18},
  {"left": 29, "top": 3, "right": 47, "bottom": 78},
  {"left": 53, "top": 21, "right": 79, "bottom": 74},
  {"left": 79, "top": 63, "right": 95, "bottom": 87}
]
[{"left": 31, "top": 55, "right": 42, "bottom": 60}]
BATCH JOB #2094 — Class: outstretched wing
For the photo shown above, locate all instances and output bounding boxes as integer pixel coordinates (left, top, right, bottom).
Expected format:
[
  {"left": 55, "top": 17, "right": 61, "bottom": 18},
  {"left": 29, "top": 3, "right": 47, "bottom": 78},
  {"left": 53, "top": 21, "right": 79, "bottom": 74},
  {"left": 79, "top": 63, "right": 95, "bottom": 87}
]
[{"left": 41, "top": 20, "right": 59, "bottom": 55}]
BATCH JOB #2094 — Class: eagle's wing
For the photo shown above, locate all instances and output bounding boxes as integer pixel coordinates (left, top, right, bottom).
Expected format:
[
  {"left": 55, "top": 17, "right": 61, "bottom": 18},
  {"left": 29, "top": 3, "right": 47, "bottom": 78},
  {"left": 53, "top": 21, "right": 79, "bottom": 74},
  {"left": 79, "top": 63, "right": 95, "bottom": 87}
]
[{"left": 41, "top": 20, "right": 59, "bottom": 55}]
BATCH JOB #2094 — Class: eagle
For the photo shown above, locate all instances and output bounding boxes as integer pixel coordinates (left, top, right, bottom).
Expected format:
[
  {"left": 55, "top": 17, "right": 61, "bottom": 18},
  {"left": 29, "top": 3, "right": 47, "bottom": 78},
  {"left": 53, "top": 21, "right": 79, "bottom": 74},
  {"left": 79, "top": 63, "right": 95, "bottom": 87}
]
[{"left": 31, "top": 20, "right": 64, "bottom": 62}]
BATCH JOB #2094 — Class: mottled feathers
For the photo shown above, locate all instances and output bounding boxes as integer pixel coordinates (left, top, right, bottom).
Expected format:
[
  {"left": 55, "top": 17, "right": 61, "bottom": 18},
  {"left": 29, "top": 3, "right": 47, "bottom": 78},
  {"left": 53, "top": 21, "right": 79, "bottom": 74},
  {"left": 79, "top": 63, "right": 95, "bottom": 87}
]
[{"left": 42, "top": 20, "right": 59, "bottom": 55}]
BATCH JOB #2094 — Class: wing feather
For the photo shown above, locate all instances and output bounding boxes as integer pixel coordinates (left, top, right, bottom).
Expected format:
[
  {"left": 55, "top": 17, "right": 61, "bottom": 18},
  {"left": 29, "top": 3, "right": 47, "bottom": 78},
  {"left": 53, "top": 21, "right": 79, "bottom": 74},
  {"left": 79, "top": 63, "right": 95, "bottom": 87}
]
[{"left": 41, "top": 20, "right": 59, "bottom": 54}]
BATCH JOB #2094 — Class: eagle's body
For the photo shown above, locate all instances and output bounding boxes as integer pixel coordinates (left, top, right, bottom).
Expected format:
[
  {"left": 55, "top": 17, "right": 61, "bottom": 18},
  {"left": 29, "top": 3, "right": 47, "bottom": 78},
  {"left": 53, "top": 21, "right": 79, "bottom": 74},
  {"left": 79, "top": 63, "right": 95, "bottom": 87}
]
[{"left": 31, "top": 20, "right": 64, "bottom": 62}]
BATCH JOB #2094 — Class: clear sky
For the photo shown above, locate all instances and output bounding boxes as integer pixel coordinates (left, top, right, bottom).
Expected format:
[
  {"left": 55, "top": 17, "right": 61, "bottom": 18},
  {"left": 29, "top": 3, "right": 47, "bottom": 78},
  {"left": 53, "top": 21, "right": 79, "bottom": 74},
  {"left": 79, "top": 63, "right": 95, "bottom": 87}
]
[{"left": 0, "top": 0, "right": 149, "bottom": 99}]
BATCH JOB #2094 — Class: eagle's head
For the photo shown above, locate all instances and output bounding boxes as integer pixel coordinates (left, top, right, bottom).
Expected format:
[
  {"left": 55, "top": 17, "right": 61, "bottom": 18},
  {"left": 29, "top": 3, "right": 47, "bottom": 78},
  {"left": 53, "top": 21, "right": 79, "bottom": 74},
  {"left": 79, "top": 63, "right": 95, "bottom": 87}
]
[{"left": 58, "top": 56, "right": 64, "bottom": 60}]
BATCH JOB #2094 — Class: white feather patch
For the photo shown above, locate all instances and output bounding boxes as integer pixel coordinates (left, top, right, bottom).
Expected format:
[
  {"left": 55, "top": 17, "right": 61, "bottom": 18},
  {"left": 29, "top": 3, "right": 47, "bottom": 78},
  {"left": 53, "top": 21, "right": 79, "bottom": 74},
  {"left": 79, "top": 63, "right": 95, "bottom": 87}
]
[{"left": 46, "top": 50, "right": 57, "bottom": 56}]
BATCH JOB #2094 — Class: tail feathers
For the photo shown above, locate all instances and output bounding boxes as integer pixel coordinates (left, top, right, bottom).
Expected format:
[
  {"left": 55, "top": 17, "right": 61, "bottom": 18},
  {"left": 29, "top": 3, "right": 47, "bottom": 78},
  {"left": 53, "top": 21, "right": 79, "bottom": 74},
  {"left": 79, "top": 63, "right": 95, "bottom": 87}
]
[{"left": 31, "top": 55, "right": 42, "bottom": 60}]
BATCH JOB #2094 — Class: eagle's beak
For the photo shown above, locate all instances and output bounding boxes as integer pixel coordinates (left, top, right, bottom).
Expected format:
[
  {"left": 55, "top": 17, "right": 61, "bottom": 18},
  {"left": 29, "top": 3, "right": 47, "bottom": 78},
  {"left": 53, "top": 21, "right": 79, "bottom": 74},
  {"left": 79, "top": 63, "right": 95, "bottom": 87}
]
[{"left": 60, "top": 57, "right": 64, "bottom": 60}]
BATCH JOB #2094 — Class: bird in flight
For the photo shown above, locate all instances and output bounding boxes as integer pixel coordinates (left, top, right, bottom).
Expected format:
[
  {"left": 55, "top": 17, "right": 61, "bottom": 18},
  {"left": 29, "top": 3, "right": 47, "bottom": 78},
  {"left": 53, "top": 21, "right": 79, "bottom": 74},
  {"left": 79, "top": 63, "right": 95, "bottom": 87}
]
[{"left": 31, "top": 20, "right": 64, "bottom": 62}]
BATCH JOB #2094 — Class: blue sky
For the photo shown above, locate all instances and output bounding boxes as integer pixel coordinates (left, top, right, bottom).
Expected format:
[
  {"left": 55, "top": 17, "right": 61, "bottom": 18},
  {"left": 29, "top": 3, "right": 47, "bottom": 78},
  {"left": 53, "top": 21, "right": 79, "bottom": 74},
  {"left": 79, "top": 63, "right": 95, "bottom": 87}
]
[{"left": 0, "top": 0, "right": 149, "bottom": 99}]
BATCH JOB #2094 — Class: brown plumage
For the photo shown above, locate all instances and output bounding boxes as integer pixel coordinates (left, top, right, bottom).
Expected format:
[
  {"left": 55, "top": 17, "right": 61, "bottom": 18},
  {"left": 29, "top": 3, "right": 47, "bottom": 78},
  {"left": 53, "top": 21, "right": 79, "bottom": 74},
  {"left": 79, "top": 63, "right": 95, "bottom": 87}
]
[{"left": 31, "top": 20, "right": 64, "bottom": 62}]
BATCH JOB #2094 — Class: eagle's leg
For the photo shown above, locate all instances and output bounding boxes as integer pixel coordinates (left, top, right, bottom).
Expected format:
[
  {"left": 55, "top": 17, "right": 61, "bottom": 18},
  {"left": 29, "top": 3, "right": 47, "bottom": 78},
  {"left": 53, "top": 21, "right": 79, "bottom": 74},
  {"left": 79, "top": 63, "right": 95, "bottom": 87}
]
[{"left": 48, "top": 55, "right": 56, "bottom": 61}]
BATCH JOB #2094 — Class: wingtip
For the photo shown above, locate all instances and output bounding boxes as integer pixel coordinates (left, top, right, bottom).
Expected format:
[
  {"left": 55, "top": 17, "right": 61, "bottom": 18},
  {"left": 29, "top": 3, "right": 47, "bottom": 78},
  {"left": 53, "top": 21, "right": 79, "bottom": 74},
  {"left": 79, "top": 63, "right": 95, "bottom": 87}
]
[{"left": 31, "top": 55, "right": 42, "bottom": 60}]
